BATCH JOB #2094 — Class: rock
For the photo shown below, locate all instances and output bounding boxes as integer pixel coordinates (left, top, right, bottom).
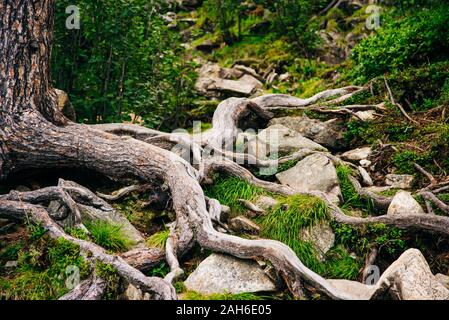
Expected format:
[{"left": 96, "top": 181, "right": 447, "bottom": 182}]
[
  {"left": 233, "top": 65, "right": 264, "bottom": 82},
  {"left": 123, "top": 284, "right": 150, "bottom": 300},
  {"left": 358, "top": 166, "right": 374, "bottom": 187},
  {"left": 374, "top": 249, "right": 449, "bottom": 300},
  {"left": 359, "top": 159, "right": 372, "bottom": 168},
  {"left": 299, "top": 222, "right": 335, "bottom": 261},
  {"left": 278, "top": 73, "right": 291, "bottom": 82},
  {"left": 435, "top": 274, "right": 449, "bottom": 290},
  {"left": 207, "top": 78, "right": 260, "bottom": 96},
  {"left": 195, "top": 63, "right": 263, "bottom": 97},
  {"left": 5, "top": 261, "right": 18, "bottom": 269},
  {"left": 229, "top": 216, "right": 260, "bottom": 234},
  {"left": 254, "top": 196, "right": 278, "bottom": 211},
  {"left": 387, "top": 191, "right": 425, "bottom": 215},
  {"left": 341, "top": 147, "right": 372, "bottom": 162},
  {"left": 327, "top": 279, "right": 375, "bottom": 300},
  {"left": 239, "top": 74, "right": 263, "bottom": 90},
  {"left": 79, "top": 204, "right": 144, "bottom": 245},
  {"left": 354, "top": 110, "right": 376, "bottom": 121},
  {"left": 276, "top": 153, "right": 342, "bottom": 204},
  {"left": 195, "top": 39, "right": 220, "bottom": 53},
  {"left": 184, "top": 254, "right": 277, "bottom": 295},
  {"left": 248, "top": 124, "right": 327, "bottom": 159},
  {"left": 269, "top": 116, "right": 346, "bottom": 150},
  {"left": 385, "top": 174, "right": 414, "bottom": 189},
  {"left": 365, "top": 186, "right": 393, "bottom": 194}
]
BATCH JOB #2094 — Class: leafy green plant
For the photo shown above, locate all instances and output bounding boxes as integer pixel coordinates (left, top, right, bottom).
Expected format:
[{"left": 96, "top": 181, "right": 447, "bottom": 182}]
[
  {"left": 350, "top": 6, "right": 449, "bottom": 82},
  {"left": 85, "top": 221, "right": 133, "bottom": 253}
]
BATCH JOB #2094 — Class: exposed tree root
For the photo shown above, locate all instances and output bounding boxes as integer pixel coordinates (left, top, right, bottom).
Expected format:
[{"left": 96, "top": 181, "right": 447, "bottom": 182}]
[
  {"left": 0, "top": 200, "right": 176, "bottom": 300},
  {"left": 59, "top": 276, "right": 107, "bottom": 300}
]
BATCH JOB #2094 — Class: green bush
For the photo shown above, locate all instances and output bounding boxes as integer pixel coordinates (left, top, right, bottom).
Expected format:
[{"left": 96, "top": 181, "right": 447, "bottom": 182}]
[{"left": 350, "top": 6, "right": 449, "bottom": 82}]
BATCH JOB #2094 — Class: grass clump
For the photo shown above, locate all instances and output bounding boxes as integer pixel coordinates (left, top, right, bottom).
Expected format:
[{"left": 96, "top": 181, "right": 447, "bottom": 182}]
[
  {"left": 258, "top": 195, "right": 329, "bottom": 272},
  {"left": 146, "top": 229, "right": 170, "bottom": 249},
  {"left": 336, "top": 165, "right": 374, "bottom": 213},
  {"left": 204, "top": 176, "right": 265, "bottom": 214},
  {"left": 85, "top": 221, "right": 134, "bottom": 253}
]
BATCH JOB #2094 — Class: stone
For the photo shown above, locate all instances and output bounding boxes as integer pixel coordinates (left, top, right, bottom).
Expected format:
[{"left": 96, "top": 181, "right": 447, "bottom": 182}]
[
  {"left": 358, "top": 166, "right": 373, "bottom": 187},
  {"left": 254, "top": 195, "right": 278, "bottom": 211},
  {"left": 195, "top": 39, "right": 220, "bottom": 53},
  {"left": 184, "top": 254, "right": 277, "bottom": 295},
  {"left": 276, "top": 153, "right": 342, "bottom": 204},
  {"left": 5, "top": 261, "right": 18, "bottom": 268},
  {"left": 123, "top": 284, "right": 150, "bottom": 300},
  {"left": 278, "top": 73, "right": 291, "bottom": 82},
  {"left": 269, "top": 116, "right": 346, "bottom": 150},
  {"left": 299, "top": 222, "right": 335, "bottom": 261},
  {"left": 359, "top": 159, "right": 372, "bottom": 168},
  {"left": 340, "top": 147, "right": 372, "bottom": 162},
  {"left": 239, "top": 74, "right": 263, "bottom": 90},
  {"left": 233, "top": 65, "right": 264, "bottom": 82},
  {"left": 327, "top": 279, "right": 375, "bottom": 300},
  {"left": 435, "top": 274, "right": 449, "bottom": 290},
  {"left": 374, "top": 249, "right": 449, "bottom": 300},
  {"left": 385, "top": 174, "right": 414, "bottom": 189},
  {"left": 248, "top": 124, "right": 327, "bottom": 159},
  {"left": 354, "top": 110, "right": 376, "bottom": 121},
  {"left": 229, "top": 216, "right": 260, "bottom": 234},
  {"left": 387, "top": 191, "right": 425, "bottom": 215}
]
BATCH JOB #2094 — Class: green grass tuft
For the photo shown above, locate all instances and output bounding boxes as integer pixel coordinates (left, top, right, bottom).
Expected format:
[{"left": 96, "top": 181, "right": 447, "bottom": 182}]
[
  {"left": 336, "top": 165, "right": 374, "bottom": 213},
  {"left": 146, "top": 229, "right": 170, "bottom": 249},
  {"left": 258, "top": 195, "right": 329, "bottom": 272},
  {"left": 204, "top": 176, "right": 266, "bottom": 214},
  {"left": 85, "top": 221, "right": 134, "bottom": 253}
]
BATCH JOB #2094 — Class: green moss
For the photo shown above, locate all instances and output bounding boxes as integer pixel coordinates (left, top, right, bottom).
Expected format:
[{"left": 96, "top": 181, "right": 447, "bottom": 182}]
[
  {"left": 204, "top": 176, "right": 266, "bottom": 214},
  {"left": 85, "top": 221, "right": 134, "bottom": 253},
  {"left": 95, "top": 262, "right": 121, "bottom": 300},
  {"left": 323, "top": 245, "right": 361, "bottom": 280},
  {"left": 0, "top": 234, "right": 90, "bottom": 300}
]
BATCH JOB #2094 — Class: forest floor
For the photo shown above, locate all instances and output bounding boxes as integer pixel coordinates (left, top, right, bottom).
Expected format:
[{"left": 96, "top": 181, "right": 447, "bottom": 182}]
[{"left": 1, "top": 1, "right": 449, "bottom": 300}]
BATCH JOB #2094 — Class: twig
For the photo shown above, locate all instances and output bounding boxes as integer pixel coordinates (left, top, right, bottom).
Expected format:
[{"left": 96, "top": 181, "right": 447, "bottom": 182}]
[
  {"left": 414, "top": 162, "right": 437, "bottom": 186},
  {"left": 384, "top": 76, "right": 418, "bottom": 124}
]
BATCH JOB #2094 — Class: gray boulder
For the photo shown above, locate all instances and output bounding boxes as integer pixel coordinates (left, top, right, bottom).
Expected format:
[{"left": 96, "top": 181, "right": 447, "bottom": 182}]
[
  {"left": 184, "top": 254, "right": 277, "bottom": 295},
  {"left": 299, "top": 222, "right": 335, "bottom": 261},
  {"left": 229, "top": 216, "right": 260, "bottom": 234},
  {"left": 386, "top": 174, "right": 414, "bottom": 189},
  {"left": 341, "top": 147, "right": 372, "bottom": 162},
  {"left": 374, "top": 249, "right": 449, "bottom": 300},
  {"left": 269, "top": 116, "right": 346, "bottom": 150},
  {"left": 276, "top": 153, "right": 342, "bottom": 204},
  {"left": 327, "top": 279, "right": 375, "bottom": 300},
  {"left": 248, "top": 124, "right": 327, "bottom": 159},
  {"left": 387, "top": 191, "right": 425, "bottom": 216}
]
